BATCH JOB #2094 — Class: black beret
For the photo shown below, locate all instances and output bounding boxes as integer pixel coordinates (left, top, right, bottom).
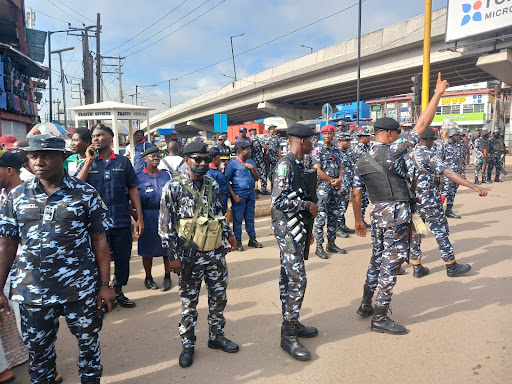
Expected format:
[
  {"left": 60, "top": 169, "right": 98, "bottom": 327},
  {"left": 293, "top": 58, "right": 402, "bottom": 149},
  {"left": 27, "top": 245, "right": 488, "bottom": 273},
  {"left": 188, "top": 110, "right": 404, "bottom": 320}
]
[
  {"left": 0, "top": 150, "right": 24, "bottom": 169},
  {"left": 142, "top": 146, "right": 161, "bottom": 157},
  {"left": 183, "top": 141, "right": 208, "bottom": 156},
  {"left": 421, "top": 127, "right": 436, "bottom": 140},
  {"left": 134, "top": 130, "right": 144, "bottom": 135},
  {"left": 93, "top": 124, "right": 114, "bottom": 137},
  {"left": 374, "top": 117, "right": 400, "bottom": 131},
  {"left": 236, "top": 141, "right": 251, "bottom": 149},
  {"left": 286, "top": 124, "right": 314, "bottom": 138},
  {"left": 208, "top": 147, "right": 221, "bottom": 158}
]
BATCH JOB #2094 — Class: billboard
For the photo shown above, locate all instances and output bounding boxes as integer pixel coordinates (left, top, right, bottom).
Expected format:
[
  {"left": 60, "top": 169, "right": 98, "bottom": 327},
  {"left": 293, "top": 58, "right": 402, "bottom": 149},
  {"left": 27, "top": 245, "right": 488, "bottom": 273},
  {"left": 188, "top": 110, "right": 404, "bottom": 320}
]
[{"left": 445, "top": 0, "right": 512, "bottom": 42}]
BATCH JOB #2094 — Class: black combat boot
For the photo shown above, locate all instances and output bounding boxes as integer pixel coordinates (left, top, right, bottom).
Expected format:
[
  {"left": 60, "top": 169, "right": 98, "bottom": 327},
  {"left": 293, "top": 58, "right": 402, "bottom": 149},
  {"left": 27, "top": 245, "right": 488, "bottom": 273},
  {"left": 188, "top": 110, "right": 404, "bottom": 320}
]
[
  {"left": 446, "top": 261, "right": 471, "bottom": 277},
  {"left": 474, "top": 176, "right": 481, "bottom": 185},
  {"left": 413, "top": 264, "right": 430, "bottom": 278},
  {"left": 248, "top": 237, "right": 263, "bottom": 248},
  {"left": 179, "top": 346, "right": 195, "bottom": 368},
  {"left": 235, "top": 240, "right": 244, "bottom": 251},
  {"left": 445, "top": 204, "right": 461, "bottom": 219},
  {"left": 371, "top": 304, "right": 407, "bottom": 335},
  {"left": 326, "top": 240, "right": 347, "bottom": 254},
  {"left": 315, "top": 245, "right": 329, "bottom": 259},
  {"left": 81, "top": 378, "right": 100, "bottom": 384},
  {"left": 336, "top": 224, "right": 349, "bottom": 238},
  {"left": 356, "top": 288, "right": 374, "bottom": 317},
  {"left": 494, "top": 176, "right": 502, "bottom": 182},
  {"left": 339, "top": 217, "right": 355, "bottom": 234},
  {"left": 114, "top": 286, "right": 136, "bottom": 308},
  {"left": 281, "top": 321, "right": 311, "bottom": 360},
  {"left": 487, "top": 171, "right": 494, "bottom": 183},
  {"left": 283, "top": 321, "right": 318, "bottom": 338}
]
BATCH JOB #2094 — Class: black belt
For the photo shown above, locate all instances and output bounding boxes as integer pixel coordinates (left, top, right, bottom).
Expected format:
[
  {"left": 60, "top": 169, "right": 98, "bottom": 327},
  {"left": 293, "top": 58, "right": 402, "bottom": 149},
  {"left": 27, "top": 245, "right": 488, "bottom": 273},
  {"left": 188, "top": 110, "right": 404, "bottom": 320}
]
[{"left": 142, "top": 203, "right": 160, "bottom": 210}]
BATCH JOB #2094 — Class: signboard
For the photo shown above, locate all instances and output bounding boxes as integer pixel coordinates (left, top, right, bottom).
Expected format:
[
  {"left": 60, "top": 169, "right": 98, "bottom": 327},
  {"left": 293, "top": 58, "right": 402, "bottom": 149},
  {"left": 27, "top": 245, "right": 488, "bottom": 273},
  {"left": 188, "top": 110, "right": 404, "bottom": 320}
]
[
  {"left": 214, "top": 113, "right": 227, "bottom": 132},
  {"left": 76, "top": 111, "right": 148, "bottom": 119},
  {"left": 322, "top": 103, "right": 333, "bottom": 121},
  {"left": 371, "top": 105, "right": 381, "bottom": 110},
  {"left": 446, "top": 0, "right": 512, "bottom": 42},
  {"left": 386, "top": 103, "right": 396, "bottom": 109},
  {"left": 433, "top": 112, "right": 486, "bottom": 122}
]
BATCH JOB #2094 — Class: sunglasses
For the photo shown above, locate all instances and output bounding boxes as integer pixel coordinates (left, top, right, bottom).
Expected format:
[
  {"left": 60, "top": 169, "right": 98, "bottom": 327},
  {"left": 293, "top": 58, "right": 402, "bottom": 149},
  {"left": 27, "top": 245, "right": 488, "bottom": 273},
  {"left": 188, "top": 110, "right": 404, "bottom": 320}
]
[{"left": 188, "top": 156, "right": 210, "bottom": 164}]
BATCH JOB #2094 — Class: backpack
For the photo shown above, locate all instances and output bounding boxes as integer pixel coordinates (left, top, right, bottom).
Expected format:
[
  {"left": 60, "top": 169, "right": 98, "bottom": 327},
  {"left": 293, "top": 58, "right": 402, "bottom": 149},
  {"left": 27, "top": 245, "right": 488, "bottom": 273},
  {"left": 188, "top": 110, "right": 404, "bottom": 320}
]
[{"left": 162, "top": 157, "right": 185, "bottom": 178}]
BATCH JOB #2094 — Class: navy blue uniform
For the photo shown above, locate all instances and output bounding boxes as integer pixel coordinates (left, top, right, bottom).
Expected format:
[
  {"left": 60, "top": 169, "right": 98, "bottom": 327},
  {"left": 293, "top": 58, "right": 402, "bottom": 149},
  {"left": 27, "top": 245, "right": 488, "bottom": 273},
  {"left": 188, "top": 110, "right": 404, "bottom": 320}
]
[
  {"left": 133, "top": 140, "right": 156, "bottom": 174},
  {"left": 207, "top": 165, "right": 229, "bottom": 215},
  {"left": 78, "top": 152, "right": 139, "bottom": 287},
  {"left": 136, "top": 168, "right": 171, "bottom": 257},
  {"left": 225, "top": 156, "right": 257, "bottom": 241}
]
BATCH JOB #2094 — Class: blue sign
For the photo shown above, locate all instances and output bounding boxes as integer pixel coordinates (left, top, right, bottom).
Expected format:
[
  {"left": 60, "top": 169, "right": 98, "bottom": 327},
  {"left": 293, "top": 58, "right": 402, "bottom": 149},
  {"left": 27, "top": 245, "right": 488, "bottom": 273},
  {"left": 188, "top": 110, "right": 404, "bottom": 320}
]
[{"left": 214, "top": 114, "right": 227, "bottom": 133}]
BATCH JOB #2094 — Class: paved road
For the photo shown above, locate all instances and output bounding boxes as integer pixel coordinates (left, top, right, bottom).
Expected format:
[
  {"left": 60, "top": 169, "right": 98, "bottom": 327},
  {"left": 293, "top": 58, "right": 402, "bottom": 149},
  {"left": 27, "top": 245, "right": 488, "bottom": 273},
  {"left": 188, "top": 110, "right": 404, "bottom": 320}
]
[{"left": 12, "top": 172, "right": 512, "bottom": 383}]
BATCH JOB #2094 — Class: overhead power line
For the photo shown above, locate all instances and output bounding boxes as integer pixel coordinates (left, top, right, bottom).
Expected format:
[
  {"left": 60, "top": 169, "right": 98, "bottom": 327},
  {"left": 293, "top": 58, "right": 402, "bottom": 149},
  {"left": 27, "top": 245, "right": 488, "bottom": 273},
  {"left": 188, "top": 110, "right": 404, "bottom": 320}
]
[
  {"left": 164, "top": 1, "right": 363, "bottom": 81},
  {"left": 118, "top": 0, "right": 219, "bottom": 56},
  {"left": 45, "top": 0, "right": 84, "bottom": 24},
  {"left": 55, "top": 0, "right": 96, "bottom": 23},
  {"left": 32, "top": 8, "right": 68, "bottom": 24},
  {"left": 104, "top": 0, "right": 190, "bottom": 54}
]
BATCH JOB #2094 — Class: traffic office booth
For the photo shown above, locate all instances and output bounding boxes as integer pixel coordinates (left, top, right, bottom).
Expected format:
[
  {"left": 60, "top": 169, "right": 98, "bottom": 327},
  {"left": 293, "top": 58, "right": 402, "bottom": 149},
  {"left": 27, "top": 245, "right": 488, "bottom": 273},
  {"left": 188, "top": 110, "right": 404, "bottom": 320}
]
[{"left": 68, "top": 101, "right": 153, "bottom": 161}]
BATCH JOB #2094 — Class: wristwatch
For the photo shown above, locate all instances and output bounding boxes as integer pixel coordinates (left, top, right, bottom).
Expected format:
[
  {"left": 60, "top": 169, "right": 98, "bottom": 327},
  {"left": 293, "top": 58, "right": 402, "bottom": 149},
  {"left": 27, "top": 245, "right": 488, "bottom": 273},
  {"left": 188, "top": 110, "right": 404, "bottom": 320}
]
[{"left": 100, "top": 281, "right": 112, "bottom": 287}]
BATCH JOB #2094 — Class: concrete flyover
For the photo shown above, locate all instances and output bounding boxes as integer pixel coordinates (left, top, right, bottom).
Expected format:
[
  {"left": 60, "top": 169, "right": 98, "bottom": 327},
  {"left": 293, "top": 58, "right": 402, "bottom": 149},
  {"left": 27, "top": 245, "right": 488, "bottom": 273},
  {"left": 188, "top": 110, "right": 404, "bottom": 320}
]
[{"left": 144, "top": 7, "right": 512, "bottom": 135}]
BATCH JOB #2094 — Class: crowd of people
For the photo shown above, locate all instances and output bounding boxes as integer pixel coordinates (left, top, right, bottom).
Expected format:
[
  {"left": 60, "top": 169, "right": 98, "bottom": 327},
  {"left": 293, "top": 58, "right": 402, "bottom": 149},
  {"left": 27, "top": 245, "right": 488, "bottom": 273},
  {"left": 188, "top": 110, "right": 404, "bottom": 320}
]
[{"left": 0, "top": 72, "right": 506, "bottom": 382}]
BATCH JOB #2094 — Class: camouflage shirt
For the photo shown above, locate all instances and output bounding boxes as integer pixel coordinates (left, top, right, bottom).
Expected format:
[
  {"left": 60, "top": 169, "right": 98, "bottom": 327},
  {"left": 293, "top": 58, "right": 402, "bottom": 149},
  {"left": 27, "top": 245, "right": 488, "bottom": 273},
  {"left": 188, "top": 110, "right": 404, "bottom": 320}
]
[
  {"left": 405, "top": 145, "right": 447, "bottom": 210},
  {"left": 271, "top": 152, "right": 311, "bottom": 239},
  {"left": 311, "top": 142, "right": 342, "bottom": 178},
  {"left": 158, "top": 173, "right": 233, "bottom": 261},
  {"left": 263, "top": 134, "right": 281, "bottom": 163},
  {"left": 353, "top": 130, "right": 420, "bottom": 228},
  {"left": 0, "top": 174, "right": 112, "bottom": 305},
  {"left": 438, "top": 140, "right": 462, "bottom": 173},
  {"left": 338, "top": 146, "right": 357, "bottom": 191},
  {"left": 251, "top": 135, "right": 265, "bottom": 164}
]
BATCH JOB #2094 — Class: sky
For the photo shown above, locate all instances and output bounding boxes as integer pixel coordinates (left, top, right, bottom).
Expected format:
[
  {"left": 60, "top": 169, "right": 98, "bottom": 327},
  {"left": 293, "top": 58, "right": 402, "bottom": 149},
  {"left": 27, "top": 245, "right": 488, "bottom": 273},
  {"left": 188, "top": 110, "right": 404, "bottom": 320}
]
[{"left": 26, "top": 0, "right": 448, "bottom": 122}]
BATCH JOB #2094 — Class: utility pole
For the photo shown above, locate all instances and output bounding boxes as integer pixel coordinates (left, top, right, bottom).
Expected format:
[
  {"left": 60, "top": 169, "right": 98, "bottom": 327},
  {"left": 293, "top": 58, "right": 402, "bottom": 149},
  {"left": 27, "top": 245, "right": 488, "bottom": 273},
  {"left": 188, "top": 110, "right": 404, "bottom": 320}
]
[
  {"left": 102, "top": 56, "right": 124, "bottom": 102},
  {"left": 71, "top": 83, "right": 83, "bottom": 106},
  {"left": 356, "top": 0, "right": 362, "bottom": 127},
  {"left": 54, "top": 99, "right": 61, "bottom": 123},
  {"left": 96, "top": 13, "right": 101, "bottom": 103},
  {"left": 51, "top": 47, "right": 74, "bottom": 130},
  {"left": 422, "top": 0, "right": 432, "bottom": 111}
]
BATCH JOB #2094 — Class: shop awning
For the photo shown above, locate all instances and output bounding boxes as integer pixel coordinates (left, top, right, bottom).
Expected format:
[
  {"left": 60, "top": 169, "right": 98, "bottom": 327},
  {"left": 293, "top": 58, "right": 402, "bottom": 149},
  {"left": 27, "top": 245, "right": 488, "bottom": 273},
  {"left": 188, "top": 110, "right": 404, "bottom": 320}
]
[{"left": 0, "top": 42, "right": 49, "bottom": 79}]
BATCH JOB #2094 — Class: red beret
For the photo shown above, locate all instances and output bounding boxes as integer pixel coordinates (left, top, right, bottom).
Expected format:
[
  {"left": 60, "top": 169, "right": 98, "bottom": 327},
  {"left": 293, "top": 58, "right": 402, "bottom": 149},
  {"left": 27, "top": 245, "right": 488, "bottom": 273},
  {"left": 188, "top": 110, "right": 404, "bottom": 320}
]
[{"left": 320, "top": 124, "right": 335, "bottom": 133}]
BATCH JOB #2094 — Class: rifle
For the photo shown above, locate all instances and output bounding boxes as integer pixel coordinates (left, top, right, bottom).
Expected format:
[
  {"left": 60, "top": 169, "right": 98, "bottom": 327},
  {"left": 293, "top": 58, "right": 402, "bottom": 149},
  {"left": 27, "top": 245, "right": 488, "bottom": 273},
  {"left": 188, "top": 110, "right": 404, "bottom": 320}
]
[{"left": 177, "top": 237, "right": 197, "bottom": 282}]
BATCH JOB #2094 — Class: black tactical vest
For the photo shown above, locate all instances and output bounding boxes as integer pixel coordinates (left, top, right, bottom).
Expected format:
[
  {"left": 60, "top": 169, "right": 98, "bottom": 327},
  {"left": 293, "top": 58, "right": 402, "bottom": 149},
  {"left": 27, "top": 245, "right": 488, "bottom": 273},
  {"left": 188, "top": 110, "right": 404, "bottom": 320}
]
[
  {"left": 478, "top": 138, "right": 489, "bottom": 151},
  {"left": 356, "top": 145, "right": 412, "bottom": 203}
]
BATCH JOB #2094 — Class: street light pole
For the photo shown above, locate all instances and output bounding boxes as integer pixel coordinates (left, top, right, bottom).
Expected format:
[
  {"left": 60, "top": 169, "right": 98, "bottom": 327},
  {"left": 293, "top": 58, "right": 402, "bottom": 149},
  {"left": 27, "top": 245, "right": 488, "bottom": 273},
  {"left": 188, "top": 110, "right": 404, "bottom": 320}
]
[
  {"left": 230, "top": 33, "right": 244, "bottom": 82},
  {"left": 300, "top": 44, "right": 313, "bottom": 54},
  {"left": 51, "top": 47, "right": 74, "bottom": 129}
]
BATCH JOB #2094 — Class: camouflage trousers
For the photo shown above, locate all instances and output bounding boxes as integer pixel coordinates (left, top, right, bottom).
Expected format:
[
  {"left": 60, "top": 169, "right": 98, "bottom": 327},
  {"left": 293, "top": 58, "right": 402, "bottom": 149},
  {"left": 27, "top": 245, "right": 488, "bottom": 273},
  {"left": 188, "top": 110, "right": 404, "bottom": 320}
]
[
  {"left": 474, "top": 161, "right": 484, "bottom": 178},
  {"left": 277, "top": 237, "right": 307, "bottom": 322},
  {"left": 178, "top": 252, "right": 228, "bottom": 348},
  {"left": 338, "top": 188, "right": 351, "bottom": 217},
  {"left": 314, "top": 183, "right": 342, "bottom": 244},
  {"left": 411, "top": 207, "right": 454, "bottom": 263},
  {"left": 254, "top": 159, "right": 268, "bottom": 193},
  {"left": 268, "top": 160, "right": 278, "bottom": 189},
  {"left": 361, "top": 187, "right": 370, "bottom": 217},
  {"left": 487, "top": 155, "right": 503, "bottom": 179},
  {"left": 441, "top": 176, "right": 459, "bottom": 206},
  {"left": 364, "top": 223, "right": 409, "bottom": 307},
  {"left": 19, "top": 294, "right": 103, "bottom": 384}
]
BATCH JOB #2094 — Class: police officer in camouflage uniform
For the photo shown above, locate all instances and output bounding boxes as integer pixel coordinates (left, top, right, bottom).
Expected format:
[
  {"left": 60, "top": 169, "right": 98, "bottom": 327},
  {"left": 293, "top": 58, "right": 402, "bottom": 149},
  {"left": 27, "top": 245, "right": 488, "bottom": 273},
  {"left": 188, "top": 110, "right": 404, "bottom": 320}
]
[
  {"left": 352, "top": 73, "right": 449, "bottom": 335},
  {"left": 439, "top": 128, "right": 463, "bottom": 219},
  {"left": 158, "top": 142, "right": 238, "bottom": 368},
  {"left": 312, "top": 124, "right": 346, "bottom": 259},
  {"left": 405, "top": 127, "right": 487, "bottom": 279},
  {"left": 336, "top": 132, "right": 357, "bottom": 238},
  {"left": 352, "top": 127, "right": 372, "bottom": 228},
  {"left": 271, "top": 123, "right": 319, "bottom": 361},
  {"left": 487, "top": 130, "right": 505, "bottom": 182},
  {"left": 473, "top": 129, "right": 490, "bottom": 184},
  {"left": 249, "top": 128, "right": 269, "bottom": 194},
  {"left": 263, "top": 124, "right": 282, "bottom": 189},
  {"left": 0, "top": 135, "right": 115, "bottom": 384}
]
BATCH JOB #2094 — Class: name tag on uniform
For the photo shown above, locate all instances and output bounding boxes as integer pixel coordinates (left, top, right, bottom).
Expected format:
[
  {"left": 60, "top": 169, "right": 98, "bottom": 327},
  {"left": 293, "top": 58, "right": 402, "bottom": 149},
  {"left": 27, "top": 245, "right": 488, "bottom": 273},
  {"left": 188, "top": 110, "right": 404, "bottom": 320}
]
[
  {"left": 105, "top": 170, "right": 111, "bottom": 180},
  {"left": 146, "top": 187, "right": 154, "bottom": 193},
  {"left": 43, "top": 206, "right": 55, "bottom": 221},
  {"left": 19, "top": 204, "right": 37, "bottom": 209}
]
